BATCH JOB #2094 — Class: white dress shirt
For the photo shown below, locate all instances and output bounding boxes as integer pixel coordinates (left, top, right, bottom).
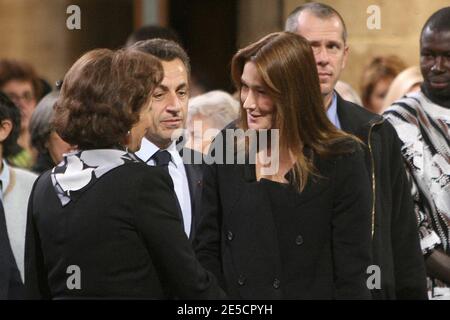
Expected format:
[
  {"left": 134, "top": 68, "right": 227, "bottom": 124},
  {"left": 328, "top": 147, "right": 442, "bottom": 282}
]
[{"left": 136, "top": 137, "right": 192, "bottom": 237}]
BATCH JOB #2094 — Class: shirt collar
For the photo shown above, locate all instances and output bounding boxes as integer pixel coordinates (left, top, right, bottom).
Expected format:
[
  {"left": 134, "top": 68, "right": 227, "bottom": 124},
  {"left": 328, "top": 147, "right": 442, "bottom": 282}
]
[
  {"left": 135, "top": 137, "right": 181, "bottom": 168},
  {"left": 326, "top": 91, "right": 341, "bottom": 129},
  {"left": 0, "top": 160, "right": 10, "bottom": 195}
]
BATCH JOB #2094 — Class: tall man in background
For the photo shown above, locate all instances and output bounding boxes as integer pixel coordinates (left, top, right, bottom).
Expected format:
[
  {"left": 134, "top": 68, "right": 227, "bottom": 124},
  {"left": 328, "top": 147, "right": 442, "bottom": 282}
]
[{"left": 286, "top": 2, "right": 427, "bottom": 299}]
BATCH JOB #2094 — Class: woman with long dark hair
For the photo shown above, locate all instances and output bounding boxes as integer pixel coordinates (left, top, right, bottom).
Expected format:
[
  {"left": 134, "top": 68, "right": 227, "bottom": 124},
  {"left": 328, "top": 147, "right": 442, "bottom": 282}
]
[{"left": 194, "top": 32, "right": 373, "bottom": 299}]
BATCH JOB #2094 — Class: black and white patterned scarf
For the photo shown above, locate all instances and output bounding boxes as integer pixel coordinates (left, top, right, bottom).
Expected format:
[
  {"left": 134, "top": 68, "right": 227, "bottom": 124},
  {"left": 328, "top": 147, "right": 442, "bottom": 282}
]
[{"left": 51, "top": 149, "right": 141, "bottom": 206}]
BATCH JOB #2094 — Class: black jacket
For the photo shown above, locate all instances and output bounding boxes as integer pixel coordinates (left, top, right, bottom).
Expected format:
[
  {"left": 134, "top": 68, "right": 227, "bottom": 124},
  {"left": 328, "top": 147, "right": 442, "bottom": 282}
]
[
  {"left": 25, "top": 162, "right": 225, "bottom": 299},
  {"left": 336, "top": 94, "right": 427, "bottom": 300},
  {"left": 140, "top": 137, "right": 204, "bottom": 241},
  {"left": 179, "top": 147, "right": 203, "bottom": 241},
  {"left": 0, "top": 201, "right": 24, "bottom": 299},
  {"left": 194, "top": 135, "right": 373, "bottom": 299}
]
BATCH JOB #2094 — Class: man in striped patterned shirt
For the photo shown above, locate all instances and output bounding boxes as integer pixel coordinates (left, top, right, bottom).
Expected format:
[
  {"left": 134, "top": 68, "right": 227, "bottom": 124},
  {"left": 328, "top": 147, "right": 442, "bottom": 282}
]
[{"left": 384, "top": 7, "right": 450, "bottom": 299}]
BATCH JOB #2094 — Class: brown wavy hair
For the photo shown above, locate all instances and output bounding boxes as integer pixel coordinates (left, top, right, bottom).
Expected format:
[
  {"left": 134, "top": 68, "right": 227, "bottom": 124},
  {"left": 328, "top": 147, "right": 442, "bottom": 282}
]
[
  {"left": 0, "top": 59, "right": 42, "bottom": 100},
  {"left": 54, "top": 48, "right": 163, "bottom": 149},
  {"left": 231, "top": 32, "right": 359, "bottom": 192}
]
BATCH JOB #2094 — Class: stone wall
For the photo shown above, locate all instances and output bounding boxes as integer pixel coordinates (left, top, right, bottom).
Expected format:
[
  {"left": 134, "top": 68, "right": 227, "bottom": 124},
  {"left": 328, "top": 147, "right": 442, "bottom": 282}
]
[
  {"left": 0, "top": 0, "right": 133, "bottom": 86},
  {"left": 1, "top": 0, "right": 448, "bottom": 94},
  {"left": 283, "top": 0, "right": 449, "bottom": 95}
]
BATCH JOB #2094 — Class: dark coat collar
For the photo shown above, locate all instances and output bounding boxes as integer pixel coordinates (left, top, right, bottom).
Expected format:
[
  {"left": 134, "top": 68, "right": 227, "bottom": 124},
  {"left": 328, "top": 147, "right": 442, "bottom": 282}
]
[
  {"left": 335, "top": 92, "right": 384, "bottom": 136},
  {"left": 0, "top": 202, "right": 22, "bottom": 299}
]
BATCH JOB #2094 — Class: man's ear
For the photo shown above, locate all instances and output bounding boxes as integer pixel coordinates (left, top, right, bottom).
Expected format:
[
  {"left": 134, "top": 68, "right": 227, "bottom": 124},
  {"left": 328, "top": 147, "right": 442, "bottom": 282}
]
[
  {"left": 341, "top": 45, "right": 350, "bottom": 70},
  {"left": 0, "top": 120, "right": 13, "bottom": 143}
]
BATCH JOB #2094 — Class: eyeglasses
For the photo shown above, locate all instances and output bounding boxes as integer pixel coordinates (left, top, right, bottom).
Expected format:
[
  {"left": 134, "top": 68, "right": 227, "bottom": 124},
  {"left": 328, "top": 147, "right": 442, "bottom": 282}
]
[{"left": 4, "top": 91, "right": 35, "bottom": 105}]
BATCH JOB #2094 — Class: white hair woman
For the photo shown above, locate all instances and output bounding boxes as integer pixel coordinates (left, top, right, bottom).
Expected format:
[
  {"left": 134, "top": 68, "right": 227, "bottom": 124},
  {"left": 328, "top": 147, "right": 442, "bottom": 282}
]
[
  {"left": 186, "top": 90, "right": 239, "bottom": 154},
  {"left": 29, "top": 91, "right": 72, "bottom": 173}
]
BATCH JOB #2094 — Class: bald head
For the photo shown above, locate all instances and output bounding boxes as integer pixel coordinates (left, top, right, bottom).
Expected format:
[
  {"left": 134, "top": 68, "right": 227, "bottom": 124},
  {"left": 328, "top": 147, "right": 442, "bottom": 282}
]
[
  {"left": 285, "top": 2, "right": 347, "bottom": 44},
  {"left": 285, "top": 3, "right": 349, "bottom": 108}
]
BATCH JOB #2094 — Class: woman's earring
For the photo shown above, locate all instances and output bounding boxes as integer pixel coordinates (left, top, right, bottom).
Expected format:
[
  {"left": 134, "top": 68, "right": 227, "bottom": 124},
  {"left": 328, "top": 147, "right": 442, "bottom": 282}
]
[{"left": 125, "top": 131, "right": 131, "bottom": 153}]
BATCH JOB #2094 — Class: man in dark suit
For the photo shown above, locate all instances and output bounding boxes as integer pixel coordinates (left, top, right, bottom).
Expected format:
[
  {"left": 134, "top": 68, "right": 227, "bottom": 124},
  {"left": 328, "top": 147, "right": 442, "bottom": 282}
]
[
  {"left": 285, "top": 2, "right": 428, "bottom": 299},
  {"left": 0, "top": 199, "right": 24, "bottom": 299},
  {"left": 130, "top": 39, "right": 203, "bottom": 241}
]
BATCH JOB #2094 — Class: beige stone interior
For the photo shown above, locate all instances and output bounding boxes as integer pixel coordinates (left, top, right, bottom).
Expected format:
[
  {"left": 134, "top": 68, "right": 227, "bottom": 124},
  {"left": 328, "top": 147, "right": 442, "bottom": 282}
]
[
  {"left": 283, "top": 0, "right": 449, "bottom": 96},
  {"left": 0, "top": 0, "right": 448, "bottom": 95}
]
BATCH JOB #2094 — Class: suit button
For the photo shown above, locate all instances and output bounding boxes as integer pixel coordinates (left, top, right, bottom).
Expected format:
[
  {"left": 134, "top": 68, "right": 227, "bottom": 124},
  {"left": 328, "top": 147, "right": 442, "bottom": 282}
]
[
  {"left": 238, "top": 275, "right": 246, "bottom": 286},
  {"left": 227, "top": 231, "right": 234, "bottom": 241},
  {"left": 197, "top": 180, "right": 202, "bottom": 187},
  {"left": 273, "top": 278, "right": 281, "bottom": 289},
  {"left": 295, "top": 235, "right": 304, "bottom": 245}
]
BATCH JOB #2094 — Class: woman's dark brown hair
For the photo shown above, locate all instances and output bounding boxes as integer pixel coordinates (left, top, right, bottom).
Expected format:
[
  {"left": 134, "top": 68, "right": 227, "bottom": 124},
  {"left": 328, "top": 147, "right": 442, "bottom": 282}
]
[
  {"left": 54, "top": 48, "right": 163, "bottom": 149},
  {"left": 0, "top": 59, "right": 43, "bottom": 100},
  {"left": 231, "top": 31, "right": 359, "bottom": 192}
]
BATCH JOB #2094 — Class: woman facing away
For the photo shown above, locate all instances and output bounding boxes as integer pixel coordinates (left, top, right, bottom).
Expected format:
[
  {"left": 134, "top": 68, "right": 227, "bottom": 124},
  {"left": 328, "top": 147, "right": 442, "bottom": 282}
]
[
  {"left": 24, "top": 48, "right": 225, "bottom": 299},
  {"left": 194, "top": 32, "right": 373, "bottom": 299}
]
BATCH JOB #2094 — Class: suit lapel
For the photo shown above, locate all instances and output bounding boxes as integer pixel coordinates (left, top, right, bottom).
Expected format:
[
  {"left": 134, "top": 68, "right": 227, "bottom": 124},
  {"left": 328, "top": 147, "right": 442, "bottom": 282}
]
[
  {"left": 184, "top": 162, "right": 201, "bottom": 239},
  {"left": 179, "top": 146, "right": 203, "bottom": 240},
  {"left": 0, "top": 201, "right": 18, "bottom": 299},
  {"left": 336, "top": 94, "right": 360, "bottom": 135}
]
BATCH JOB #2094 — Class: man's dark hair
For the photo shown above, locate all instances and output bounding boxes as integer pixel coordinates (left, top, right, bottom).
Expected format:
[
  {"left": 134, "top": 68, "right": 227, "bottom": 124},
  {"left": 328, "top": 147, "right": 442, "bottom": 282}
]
[
  {"left": 130, "top": 38, "right": 191, "bottom": 75},
  {"left": 126, "top": 25, "right": 181, "bottom": 47},
  {"left": 420, "top": 7, "right": 450, "bottom": 41},
  {"left": 0, "top": 92, "right": 21, "bottom": 158},
  {"left": 285, "top": 2, "right": 348, "bottom": 43}
]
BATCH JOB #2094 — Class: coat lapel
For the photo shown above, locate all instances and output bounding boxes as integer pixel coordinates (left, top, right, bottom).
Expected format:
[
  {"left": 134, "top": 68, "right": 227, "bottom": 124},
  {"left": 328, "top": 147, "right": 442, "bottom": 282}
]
[
  {"left": 228, "top": 163, "right": 283, "bottom": 280},
  {"left": 0, "top": 201, "right": 22, "bottom": 299},
  {"left": 179, "top": 146, "right": 203, "bottom": 240},
  {"left": 336, "top": 94, "right": 360, "bottom": 135}
]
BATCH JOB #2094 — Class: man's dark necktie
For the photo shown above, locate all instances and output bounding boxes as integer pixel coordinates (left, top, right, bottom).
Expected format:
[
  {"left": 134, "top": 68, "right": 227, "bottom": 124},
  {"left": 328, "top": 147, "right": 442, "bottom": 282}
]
[
  {"left": 150, "top": 150, "right": 185, "bottom": 229},
  {"left": 151, "top": 150, "right": 172, "bottom": 173}
]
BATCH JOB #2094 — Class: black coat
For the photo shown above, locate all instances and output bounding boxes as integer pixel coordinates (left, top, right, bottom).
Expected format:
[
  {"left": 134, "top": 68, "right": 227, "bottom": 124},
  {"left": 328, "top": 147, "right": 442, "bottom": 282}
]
[
  {"left": 194, "top": 137, "right": 373, "bottom": 299},
  {"left": 180, "top": 147, "right": 203, "bottom": 241},
  {"left": 336, "top": 94, "right": 428, "bottom": 299},
  {"left": 0, "top": 201, "right": 24, "bottom": 299},
  {"left": 24, "top": 162, "right": 225, "bottom": 299}
]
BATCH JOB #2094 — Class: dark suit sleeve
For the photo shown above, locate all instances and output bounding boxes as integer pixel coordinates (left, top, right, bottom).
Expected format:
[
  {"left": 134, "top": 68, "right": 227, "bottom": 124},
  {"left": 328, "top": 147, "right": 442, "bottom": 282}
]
[
  {"left": 386, "top": 124, "right": 428, "bottom": 299},
  {"left": 0, "top": 200, "right": 15, "bottom": 299},
  {"left": 192, "top": 161, "right": 224, "bottom": 285},
  {"left": 332, "top": 146, "right": 372, "bottom": 299},
  {"left": 134, "top": 167, "right": 226, "bottom": 300},
  {"left": 24, "top": 175, "right": 51, "bottom": 299}
]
